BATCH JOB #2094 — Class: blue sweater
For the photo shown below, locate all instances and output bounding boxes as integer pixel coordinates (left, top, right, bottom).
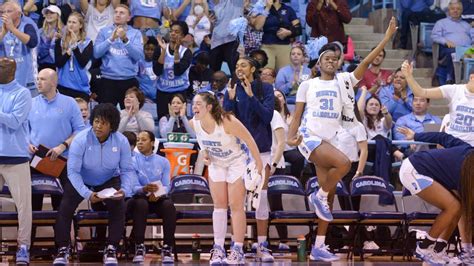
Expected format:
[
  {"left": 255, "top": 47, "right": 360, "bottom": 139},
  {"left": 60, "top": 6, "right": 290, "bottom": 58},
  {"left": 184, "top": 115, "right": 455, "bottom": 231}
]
[
  {"left": 409, "top": 132, "right": 473, "bottom": 191},
  {"left": 275, "top": 64, "right": 311, "bottom": 96},
  {"left": 67, "top": 128, "right": 135, "bottom": 199},
  {"left": 223, "top": 80, "right": 274, "bottom": 153},
  {"left": 132, "top": 152, "right": 171, "bottom": 195},
  {"left": 379, "top": 84, "right": 414, "bottom": 121},
  {"left": 94, "top": 25, "right": 144, "bottom": 80},
  {"left": 0, "top": 80, "right": 32, "bottom": 158}
]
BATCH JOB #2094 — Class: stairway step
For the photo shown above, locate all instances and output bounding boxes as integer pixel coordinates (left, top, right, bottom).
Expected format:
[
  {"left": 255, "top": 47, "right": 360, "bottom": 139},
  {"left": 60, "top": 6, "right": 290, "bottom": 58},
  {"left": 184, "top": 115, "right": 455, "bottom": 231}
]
[
  {"left": 428, "top": 105, "right": 449, "bottom": 116},
  {"left": 345, "top": 24, "right": 374, "bottom": 34},
  {"left": 350, "top": 32, "right": 385, "bottom": 42},
  {"left": 350, "top": 17, "right": 369, "bottom": 25},
  {"left": 353, "top": 41, "right": 390, "bottom": 49}
]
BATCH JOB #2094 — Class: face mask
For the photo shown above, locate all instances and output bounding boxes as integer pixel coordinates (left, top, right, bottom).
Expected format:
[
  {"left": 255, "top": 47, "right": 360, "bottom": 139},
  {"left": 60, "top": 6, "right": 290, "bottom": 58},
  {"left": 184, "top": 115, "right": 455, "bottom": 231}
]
[{"left": 194, "top": 5, "right": 204, "bottom": 15}]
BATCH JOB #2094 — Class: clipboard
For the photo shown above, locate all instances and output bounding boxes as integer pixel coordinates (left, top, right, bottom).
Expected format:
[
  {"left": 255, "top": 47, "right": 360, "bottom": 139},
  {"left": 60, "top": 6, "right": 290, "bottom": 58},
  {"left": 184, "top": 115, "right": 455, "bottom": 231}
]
[{"left": 30, "top": 145, "right": 67, "bottom": 178}]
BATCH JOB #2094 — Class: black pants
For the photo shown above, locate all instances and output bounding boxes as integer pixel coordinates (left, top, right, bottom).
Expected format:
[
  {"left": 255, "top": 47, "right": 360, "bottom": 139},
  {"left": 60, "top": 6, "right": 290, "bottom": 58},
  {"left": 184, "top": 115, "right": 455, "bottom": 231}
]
[
  {"left": 399, "top": 9, "right": 445, "bottom": 49},
  {"left": 126, "top": 195, "right": 177, "bottom": 247},
  {"left": 54, "top": 177, "right": 125, "bottom": 247},
  {"left": 268, "top": 168, "right": 288, "bottom": 241},
  {"left": 98, "top": 77, "right": 139, "bottom": 109},
  {"left": 58, "top": 84, "right": 90, "bottom": 102},
  {"left": 283, "top": 149, "right": 305, "bottom": 179},
  {"left": 155, "top": 90, "right": 186, "bottom": 121},
  {"left": 338, "top": 161, "right": 361, "bottom": 211},
  {"left": 210, "top": 41, "right": 239, "bottom": 76}
]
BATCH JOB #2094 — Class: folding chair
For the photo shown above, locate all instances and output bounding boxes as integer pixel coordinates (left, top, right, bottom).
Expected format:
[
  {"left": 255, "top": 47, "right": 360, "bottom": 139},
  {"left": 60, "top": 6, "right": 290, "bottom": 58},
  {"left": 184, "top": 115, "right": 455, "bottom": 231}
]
[
  {"left": 305, "top": 176, "right": 360, "bottom": 257},
  {"left": 267, "top": 174, "right": 316, "bottom": 252},
  {"left": 351, "top": 176, "right": 406, "bottom": 260}
]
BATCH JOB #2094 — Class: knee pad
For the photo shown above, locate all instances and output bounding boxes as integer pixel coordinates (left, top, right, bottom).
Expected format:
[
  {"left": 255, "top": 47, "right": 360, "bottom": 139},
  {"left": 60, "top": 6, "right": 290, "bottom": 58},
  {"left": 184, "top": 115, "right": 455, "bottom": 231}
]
[{"left": 255, "top": 190, "right": 269, "bottom": 220}]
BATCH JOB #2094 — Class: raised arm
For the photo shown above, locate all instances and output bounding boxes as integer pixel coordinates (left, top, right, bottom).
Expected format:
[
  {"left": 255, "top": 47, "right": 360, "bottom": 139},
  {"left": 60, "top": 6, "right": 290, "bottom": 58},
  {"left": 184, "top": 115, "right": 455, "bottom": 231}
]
[
  {"left": 401, "top": 60, "right": 444, "bottom": 99},
  {"left": 353, "top": 17, "right": 397, "bottom": 80}
]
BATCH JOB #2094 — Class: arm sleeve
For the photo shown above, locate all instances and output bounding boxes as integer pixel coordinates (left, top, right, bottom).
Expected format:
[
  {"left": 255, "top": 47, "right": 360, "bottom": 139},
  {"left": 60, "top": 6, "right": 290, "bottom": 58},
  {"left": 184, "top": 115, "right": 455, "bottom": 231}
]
[
  {"left": 124, "top": 31, "right": 144, "bottom": 62},
  {"left": 223, "top": 91, "right": 237, "bottom": 112},
  {"left": 93, "top": 30, "right": 112, "bottom": 58},
  {"left": 431, "top": 21, "right": 447, "bottom": 45},
  {"left": 173, "top": 49, "right": 192, "bottom": 76},
  {"left": 24, "top": 24, "right": 38, "bottom": 48},
  {"left": 135, "top": 111, "right": 155, "bottom": 132},
  {"left": 248, "top": 84, "right": 274, "bottom": 124},
  {"left": 72, "top": 41, "right": 93, "bottom": 68},
  {"left": 152, "top": 48, "right": 164, "bottom": 76},
  {"left": 55, "top": 39, "right": 70, "bottom": 67},
  {"left": 159, "top": 116, "right": 175, "bottom": 138},
  {"left": 180, "top": 116, "right": 196, "bottom": 138},
  {"left": 132, "top": 157, "right": 148, "bottom": 195},
  {"left": 119, "top": 137, "right": 136, "bottom": 196},
  {"left": 67, "top": 137, "right": 93, "bottom": 199},
  {"left": 0, "top": 89, "right": 32, "bottom": 130},
  {"left": 414, "top": 132, "right": 468, "bottom": 148}
]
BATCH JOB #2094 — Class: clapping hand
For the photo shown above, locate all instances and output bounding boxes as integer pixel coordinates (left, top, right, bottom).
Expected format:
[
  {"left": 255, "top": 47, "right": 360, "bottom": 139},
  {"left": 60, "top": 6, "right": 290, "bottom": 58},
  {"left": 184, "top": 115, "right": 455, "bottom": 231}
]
[{"left": 227, "top": 80, "right": 237, "bottom": 100}]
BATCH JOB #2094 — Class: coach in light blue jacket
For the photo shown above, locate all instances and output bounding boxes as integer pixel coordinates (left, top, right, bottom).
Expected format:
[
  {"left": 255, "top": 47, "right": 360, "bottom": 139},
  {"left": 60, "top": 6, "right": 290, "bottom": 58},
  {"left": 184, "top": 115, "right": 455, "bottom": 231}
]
[
  {"left": 94, "top": 4, "right": 143, "bottom": 109},
  {"left": 53, "top": 103, "right": 136, "bottom": 265}
]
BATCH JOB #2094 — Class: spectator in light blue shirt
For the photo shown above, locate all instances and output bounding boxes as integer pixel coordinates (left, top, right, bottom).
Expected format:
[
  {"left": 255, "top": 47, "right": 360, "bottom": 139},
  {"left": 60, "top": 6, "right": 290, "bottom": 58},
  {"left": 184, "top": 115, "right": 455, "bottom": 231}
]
[
  {"left": 432, "top": 1, "right": 473, "bottom": 84},
  {"left": 28, "top": 68, "right": 85, "bottom": 211},
  {"left": 394, "top": 96, "right": 442, "bottom": 140},
  {"left": 379, "top": 68, "right": 414, "bottom": 121},
  {"left": 126, "top": 130, "right": 176, "bottom": 263},
  {"left": 53, "top": 103, "right": 136, "bottom": 265},
  {"left": 94, "top": 4, "right": 143, "bottom": 109}
]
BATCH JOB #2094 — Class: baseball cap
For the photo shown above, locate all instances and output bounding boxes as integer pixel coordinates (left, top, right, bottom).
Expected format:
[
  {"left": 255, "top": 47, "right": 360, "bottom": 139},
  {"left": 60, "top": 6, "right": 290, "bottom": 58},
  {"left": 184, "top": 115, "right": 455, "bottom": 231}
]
[{"left": 42, "top": 5, "right": 61, "bottom": 17}]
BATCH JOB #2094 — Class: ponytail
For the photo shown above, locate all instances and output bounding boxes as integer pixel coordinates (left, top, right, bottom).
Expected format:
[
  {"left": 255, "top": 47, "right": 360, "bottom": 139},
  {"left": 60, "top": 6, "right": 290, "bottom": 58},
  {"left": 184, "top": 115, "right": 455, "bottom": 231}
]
[{"left": 460, "top": 151, "right": 474, "bottom": 238}]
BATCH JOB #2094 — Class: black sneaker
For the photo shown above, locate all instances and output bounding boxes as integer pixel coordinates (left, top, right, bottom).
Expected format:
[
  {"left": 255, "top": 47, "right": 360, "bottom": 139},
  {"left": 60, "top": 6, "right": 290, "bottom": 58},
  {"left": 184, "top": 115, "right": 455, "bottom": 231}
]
[
  {"left": 161, "top": 245, "right": 174, "bottom": 264},
  {"left": 133, "top": 243, "right": 146, "bottom": 263},
  {"left": 103, "top": 245, "right": 118, "bottom": 265},
  {"left": 53, "top": 246, "right": 70, "bottom": 265}
]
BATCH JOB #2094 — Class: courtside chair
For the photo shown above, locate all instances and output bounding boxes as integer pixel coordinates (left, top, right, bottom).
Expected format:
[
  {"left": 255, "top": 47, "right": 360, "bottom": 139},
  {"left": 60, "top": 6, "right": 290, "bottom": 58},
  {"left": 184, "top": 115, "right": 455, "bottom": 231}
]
[
  {"left": 350, "top": 176, "right": 406, "bottom": 260},
  {"left": 0, "top": 174, "right": 62, "bottom": 257},
  {"left": 305, "top": 176, "right": 360, "bottom": 258},
  {"left": 267, "top": 174, "right": 315, "bottom": 253}
]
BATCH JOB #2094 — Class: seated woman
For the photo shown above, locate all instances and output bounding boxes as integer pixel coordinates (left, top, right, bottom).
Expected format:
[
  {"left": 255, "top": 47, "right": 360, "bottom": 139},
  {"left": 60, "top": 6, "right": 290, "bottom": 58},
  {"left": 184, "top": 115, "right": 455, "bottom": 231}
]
[
  {"left": 53, "top": 103, "right": 135, "bottom": 265},
  {"left": 118, "top": 87, "right": 155, "bottom": 135},
  {"left": 357, "top": 89, "right": 392, "bottom": 140},
  {"left": 275, "top": 44, "right": 311, "bottom": 103},
  {"left": 159, "top": 94, "right": 196, "bottom": 138},
  {"left": 127, "top": 130, "right": 176, "bottom": 264},
  {"left": 379, "top": 68, "right": 414, "bottom": 121}
]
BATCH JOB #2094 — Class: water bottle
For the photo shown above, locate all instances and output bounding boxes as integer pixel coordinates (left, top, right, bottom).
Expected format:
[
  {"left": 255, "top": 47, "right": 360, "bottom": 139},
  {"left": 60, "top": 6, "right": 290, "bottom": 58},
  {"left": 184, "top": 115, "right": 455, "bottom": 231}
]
[
  {"left": 297, "top": 235, "right": 307, "bottom": 262},
  {"left": 192, "top": 233, "right": 201, "bottom": 261}
]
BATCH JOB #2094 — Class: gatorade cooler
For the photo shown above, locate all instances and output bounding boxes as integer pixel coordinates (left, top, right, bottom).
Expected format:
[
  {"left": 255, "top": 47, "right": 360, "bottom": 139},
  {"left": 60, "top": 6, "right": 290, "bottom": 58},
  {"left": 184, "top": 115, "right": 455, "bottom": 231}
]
[{"left": 161, "top": 133, "right": 197, "bottom": 177}]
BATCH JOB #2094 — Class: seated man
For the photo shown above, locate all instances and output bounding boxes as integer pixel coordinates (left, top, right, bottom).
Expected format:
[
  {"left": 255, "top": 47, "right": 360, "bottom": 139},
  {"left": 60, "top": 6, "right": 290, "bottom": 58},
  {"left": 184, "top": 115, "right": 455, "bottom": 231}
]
[
  {"left": 394, "top": 96, "right": 442, "bottom": 154},
  {"left": 432, "top": 1, "right": 473, "bottom": 84},
  {"left": 53, "top": 103, "right": 135, "bottom": 266}
]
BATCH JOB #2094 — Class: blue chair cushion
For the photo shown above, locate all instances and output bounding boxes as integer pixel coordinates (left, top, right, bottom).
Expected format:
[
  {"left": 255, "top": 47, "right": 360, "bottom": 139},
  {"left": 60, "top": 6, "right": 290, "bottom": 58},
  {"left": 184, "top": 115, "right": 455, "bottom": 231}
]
[
  {"left": 360, "top": 211, "right": 406, "bottom": 220},
  {"left": 176, "top": 210, "right": 213, "bottom": 220},
  {"left": 407, "top": 212, "right": 437, "bottom": 221},
  {"left": 332, "top": 210, "right": 361, "bottom": 220},
  {"left": 270, "top": 210, "right": 316, "bottom": 220},
  {"left": 246, "top": 211, "right": 255, "bottom": 219}
]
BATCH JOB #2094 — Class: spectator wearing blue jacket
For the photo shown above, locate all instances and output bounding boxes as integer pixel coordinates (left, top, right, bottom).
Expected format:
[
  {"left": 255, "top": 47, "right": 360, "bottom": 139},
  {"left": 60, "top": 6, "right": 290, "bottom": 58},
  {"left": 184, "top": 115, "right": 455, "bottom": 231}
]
[
  {"left": 223, "top": 56, "right": 275, "bottom": 262},
  {"left": 55, "top": 12, "right": 93, "bottom": 101},
  {"left": 126, "top": 130, "right": 176, "bottom": 264},
  {"left": 94, "top": 4, "right": 143, "bottom": 109},
  {"left": 53, "top": 103, "right": 136, "bottom": 265},
  {"left": 153, "top": 21, "right": 192, "bottom": 120},
  {"left": 379, "top": 68, "right": 414, "bottom": 121},
  {"left": 0, "top": 2, "right": 39, "bottom": 96},
  {"left": 137, "top": 37, "right": 158, "bottom": 119},
  {"left": 28, "top": 69, "right": 85, "bottom": 211},
  {"left": 0, "top": 57, "right": 32, "bottom": 264},
  {"left": 431, "top": 1, "right": 473, "bottom": 84}
]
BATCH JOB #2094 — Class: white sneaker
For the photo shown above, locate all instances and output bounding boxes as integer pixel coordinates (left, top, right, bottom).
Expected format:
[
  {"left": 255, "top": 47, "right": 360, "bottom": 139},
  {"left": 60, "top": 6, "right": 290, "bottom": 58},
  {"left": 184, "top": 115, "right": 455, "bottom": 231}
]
[
  {"left": 255, "top": 241, "right": 274, "bottom": 262},
  {"left": 223, "top": 245, "right": 245, "bottom": 265},
  {"left": 103, "top": 245, "right": 118, "bottom": 265},
  {"left": 363, "top": 241, "right": 380, "bottom": 250},
  {"left": 278, "top": 242, "right": 290, "bottom": 250},
  {"left": 209, "top": 244, "right": 226, "bottom": 265}
]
